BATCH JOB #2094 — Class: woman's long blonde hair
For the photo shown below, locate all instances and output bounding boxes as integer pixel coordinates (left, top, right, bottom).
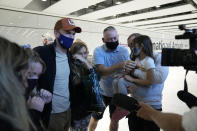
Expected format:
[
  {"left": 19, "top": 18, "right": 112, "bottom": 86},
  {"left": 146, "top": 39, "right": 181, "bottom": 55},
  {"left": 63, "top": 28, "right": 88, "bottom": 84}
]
[
  {"left": 70, "top": 39, "right": 89, "bottom": 84},
  {"left": 0, "top": 37, "right": 35, "bottom": 131}
]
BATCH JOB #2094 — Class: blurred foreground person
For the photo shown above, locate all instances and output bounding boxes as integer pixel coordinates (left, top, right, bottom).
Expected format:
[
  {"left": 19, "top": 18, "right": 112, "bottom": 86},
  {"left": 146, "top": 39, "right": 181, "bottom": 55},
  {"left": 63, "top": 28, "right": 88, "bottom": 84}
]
[{"left": 0, "top": 37, "right": 35, "bottom": 131}]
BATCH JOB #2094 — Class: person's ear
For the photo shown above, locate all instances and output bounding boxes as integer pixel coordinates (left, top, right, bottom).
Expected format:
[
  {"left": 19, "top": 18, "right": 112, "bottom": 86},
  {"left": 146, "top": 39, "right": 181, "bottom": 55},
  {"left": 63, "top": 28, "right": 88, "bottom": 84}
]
[
  {"left": 54, "top": 30, "right": 60, "bottom": 38},
  {"left": 102, "top": 38, "right": 105, "bottom": 43}
]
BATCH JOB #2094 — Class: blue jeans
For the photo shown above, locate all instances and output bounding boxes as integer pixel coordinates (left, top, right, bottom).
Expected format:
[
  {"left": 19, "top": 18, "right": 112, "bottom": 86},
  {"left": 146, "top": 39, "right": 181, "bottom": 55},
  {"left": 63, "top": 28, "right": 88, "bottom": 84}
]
[{"left": 112, "top": 78, "right": 136, "bottom": 95}]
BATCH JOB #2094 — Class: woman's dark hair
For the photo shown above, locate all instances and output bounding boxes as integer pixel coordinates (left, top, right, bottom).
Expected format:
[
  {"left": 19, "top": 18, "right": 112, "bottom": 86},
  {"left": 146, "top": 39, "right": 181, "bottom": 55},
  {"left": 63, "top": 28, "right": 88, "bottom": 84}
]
[
  {"left": 127, "top": 33, "right": 141, "bottom": 41},
  {"left": 70, "top": 39, "right": 89, "bottom": 55},
  {"left": 133, "top": 35, "right": 153, "bottom": 58}
]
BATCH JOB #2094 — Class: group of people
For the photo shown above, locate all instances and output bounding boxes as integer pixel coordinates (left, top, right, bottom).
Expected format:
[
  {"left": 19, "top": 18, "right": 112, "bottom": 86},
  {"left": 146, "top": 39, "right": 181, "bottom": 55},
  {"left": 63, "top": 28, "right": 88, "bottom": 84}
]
[{"left": 0, "top": 17, "right": 196, "bottom": 131}]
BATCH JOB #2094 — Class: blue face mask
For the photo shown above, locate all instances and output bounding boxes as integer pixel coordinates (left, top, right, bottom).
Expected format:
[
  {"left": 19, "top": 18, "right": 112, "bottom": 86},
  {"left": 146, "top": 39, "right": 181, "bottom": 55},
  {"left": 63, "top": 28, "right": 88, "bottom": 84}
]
[
  {"left": 58, "top": 34, "right": 74, "bottom": 49},
  {"left": 131, "top": 47, "right": 141, "bottom": 56}
]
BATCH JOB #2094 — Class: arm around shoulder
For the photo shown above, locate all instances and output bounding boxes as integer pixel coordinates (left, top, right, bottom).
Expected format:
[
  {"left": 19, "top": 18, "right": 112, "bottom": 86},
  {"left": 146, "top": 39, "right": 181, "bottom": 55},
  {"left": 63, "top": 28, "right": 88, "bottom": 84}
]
[{"left": 153, "top": 53, "right": 169, "bottom": 84}]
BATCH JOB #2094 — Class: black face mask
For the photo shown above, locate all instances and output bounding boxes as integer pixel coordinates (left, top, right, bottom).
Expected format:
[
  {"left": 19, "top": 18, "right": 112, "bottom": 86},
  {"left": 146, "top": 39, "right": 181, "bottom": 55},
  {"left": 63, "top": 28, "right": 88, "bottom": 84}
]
[
  {"left": 25, "top": 79, "right": 38, "bottom": 100},
  {"left": 105, "top": 41, "right": 119, "bottom": 50}
]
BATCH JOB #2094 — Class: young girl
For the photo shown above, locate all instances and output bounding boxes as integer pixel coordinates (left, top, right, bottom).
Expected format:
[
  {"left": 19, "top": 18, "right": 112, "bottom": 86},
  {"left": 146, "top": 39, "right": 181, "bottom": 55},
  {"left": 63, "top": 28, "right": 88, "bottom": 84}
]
[{"left": 112, "top": 35, "right": 155, "bottom": 121}]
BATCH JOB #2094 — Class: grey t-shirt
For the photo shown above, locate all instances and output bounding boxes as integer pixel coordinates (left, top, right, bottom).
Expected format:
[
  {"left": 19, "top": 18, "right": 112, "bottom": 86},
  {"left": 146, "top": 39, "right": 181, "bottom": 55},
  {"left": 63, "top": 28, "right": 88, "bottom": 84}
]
[{"left": 51, "top": 50, "right": 70, "bottom": 113}]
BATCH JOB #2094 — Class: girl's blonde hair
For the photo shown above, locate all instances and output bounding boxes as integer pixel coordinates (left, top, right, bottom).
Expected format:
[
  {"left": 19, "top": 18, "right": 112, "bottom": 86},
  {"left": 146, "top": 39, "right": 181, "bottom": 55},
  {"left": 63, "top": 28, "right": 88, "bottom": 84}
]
[
  {"left": 0, "top": 37, "right": 36, "bottom": 131},
  {"left": 25, "top": 48, "right": 46, "bottom": 74},
  {"left": 70, "top": 39, "right": 89, "bottom": 55}
]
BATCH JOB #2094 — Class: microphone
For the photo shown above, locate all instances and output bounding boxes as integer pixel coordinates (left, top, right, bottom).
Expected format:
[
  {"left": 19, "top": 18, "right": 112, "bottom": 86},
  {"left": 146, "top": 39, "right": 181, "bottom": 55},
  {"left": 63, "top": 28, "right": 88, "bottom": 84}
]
[
  {"left": 177, "top": 90, "right": 197, "bottom": 108},
  {"left": 111, "top": 93, "right": 140, "bottom": 112}
]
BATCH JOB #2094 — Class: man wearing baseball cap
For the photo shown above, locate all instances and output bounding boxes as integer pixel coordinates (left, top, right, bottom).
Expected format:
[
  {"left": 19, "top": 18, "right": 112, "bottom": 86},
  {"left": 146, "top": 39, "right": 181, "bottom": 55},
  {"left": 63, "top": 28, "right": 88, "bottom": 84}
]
[{"left": 34, "top": 18, "right": 81, "bottom": 131}]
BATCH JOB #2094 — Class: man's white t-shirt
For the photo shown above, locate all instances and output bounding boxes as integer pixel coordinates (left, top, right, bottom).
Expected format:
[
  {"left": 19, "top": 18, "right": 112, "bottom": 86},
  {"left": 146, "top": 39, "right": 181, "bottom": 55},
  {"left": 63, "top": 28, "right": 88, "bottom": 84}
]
[{"left": 182, "top": 107, "right": 197, "bottom": 131}]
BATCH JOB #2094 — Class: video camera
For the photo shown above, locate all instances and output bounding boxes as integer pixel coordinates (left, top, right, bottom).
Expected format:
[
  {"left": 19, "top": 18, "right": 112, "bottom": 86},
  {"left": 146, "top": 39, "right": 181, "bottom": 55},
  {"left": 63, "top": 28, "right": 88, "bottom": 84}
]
[
  {"left": 162, "top": 25, "right": 197, "bottom": 109},
  {"left": 161, "top": 25, "right": 197, "bottom": 71}
]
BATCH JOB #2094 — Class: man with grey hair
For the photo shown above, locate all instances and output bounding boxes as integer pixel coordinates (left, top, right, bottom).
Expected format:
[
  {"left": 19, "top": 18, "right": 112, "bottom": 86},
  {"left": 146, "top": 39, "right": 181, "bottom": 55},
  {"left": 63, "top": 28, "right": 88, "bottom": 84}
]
[
  {"left": 88, "top": 26, "right": 130, "bottom": 131},
  {"left": 42, "top": 34, "right": 54, "bottom": 46}
]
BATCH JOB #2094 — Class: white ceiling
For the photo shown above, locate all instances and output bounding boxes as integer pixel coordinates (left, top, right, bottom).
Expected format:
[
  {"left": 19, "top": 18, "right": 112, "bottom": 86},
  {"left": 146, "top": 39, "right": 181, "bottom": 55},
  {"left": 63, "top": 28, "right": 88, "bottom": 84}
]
[
  {"left": 0, "top": 0, "right": 197, "bottom": 34},
  {"left": 79, "top": 0, "right": 180, "bottom": 20},
  {"left": 106, "top": 4, "right": 195, "bottom": 24},
  {"left": 43, "top": 0, "right": 105, "bottom": 15},
  {"left": 144, "top": 23, "right": 197, "bottom": 31},
  {"left": 138, "top": 19, "right": 197, "bottom": 29},
  {"left": 123, "top": 13, "right": 197, "bottom": 26}
]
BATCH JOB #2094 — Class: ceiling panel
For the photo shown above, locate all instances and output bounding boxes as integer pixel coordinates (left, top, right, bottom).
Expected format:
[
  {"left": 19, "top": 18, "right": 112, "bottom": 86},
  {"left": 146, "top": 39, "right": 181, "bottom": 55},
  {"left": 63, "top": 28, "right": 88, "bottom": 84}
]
[
  {"left": 137, "top": 19, "right": 197, "bottom": 29},
  {"left": 146, "top": 24, "right": 197, "bottom": 31},
  {"left": 148, "top": 26, "right": 179, "bottom": 31},
  {"left": 106, "top": 4, "right": 195, "bottom": 24},
  {"left": 152, "top": 29, "right": 185, "bottom": 34},
  {"left": 151, "top": 28, "right": 182, "bottom": 31},
  {"left": 0, "top": 0, "right": 32, "bottom": 9},
  {"left": 124, "top": 13, "right": 197, "bottom": 26},
  {"left": 79, "top": 0, "right": 180, "bottom": 20},
  {"left": 43, "top": 0, "right": 105, "bottom": 15}
]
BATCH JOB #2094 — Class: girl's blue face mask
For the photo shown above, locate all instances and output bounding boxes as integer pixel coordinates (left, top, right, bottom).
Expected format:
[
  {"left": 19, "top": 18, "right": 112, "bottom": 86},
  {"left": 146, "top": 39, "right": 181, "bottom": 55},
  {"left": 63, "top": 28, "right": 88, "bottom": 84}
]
[
  {"left": 58, "top": 34, "right": 74, "bottom": 49},
  {"left": 131, "top": 47, "right": 141, "bottom": 56}
]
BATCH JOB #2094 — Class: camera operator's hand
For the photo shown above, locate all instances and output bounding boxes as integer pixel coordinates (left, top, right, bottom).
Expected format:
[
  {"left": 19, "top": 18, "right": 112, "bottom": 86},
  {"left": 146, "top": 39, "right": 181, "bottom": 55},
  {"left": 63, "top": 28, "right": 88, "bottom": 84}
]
[
  {"left": 27, "top": 96, "right": 45, "bottom": 112},
  {"left": 39, "top": 89, "right": 52, "bottom": 104},
  {"left": 137, "top": 102, "right": 185, "bottom": 131},
  {"left": 137, "top": 102, "right": 156, "bottom": 121}
]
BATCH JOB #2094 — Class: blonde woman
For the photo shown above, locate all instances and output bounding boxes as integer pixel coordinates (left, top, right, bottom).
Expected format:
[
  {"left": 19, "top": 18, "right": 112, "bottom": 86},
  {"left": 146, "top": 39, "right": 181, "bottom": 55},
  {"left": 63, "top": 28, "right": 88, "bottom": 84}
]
[
  {"left": 69, "top": 39, "right": 104, "bottom": 131},
  {"left": 0, "top": 37, "right": 35, "bottom": 131},
  {"left": 25, "top": 48, "right": 52, "bottom": 131},
  {"left": 25, "top": 48, "right": 52, "bottom": 105}
]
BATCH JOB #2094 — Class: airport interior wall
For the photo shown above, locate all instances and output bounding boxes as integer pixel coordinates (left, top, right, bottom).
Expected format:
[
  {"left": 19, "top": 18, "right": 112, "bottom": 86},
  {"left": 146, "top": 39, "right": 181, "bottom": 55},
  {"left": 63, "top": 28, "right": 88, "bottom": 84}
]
[{"left": 0, "top": 7, "right": 188, "bottom": 54}]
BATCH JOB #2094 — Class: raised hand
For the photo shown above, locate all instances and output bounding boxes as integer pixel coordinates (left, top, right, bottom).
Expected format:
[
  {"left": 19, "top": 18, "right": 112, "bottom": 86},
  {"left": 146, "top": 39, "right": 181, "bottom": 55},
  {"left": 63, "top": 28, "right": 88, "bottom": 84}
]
[
  {"left": 124, "top": 60, "right": 136, "bottom": 72},
  {"left": 39, "top": 89, "right": 52, "bottom": 104},
  {"left": 27, "top": 96, "right": 45, "bottom": 112},
  {"left": 73, "top": 54, "right": 86, "bottom": 63}
]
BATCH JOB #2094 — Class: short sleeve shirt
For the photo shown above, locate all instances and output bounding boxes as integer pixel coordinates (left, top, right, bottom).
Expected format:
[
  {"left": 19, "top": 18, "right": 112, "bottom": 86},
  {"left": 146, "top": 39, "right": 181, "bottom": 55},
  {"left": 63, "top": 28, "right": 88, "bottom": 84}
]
[{"left": 93, "top": 44, "right": 130, "bottom": 97}]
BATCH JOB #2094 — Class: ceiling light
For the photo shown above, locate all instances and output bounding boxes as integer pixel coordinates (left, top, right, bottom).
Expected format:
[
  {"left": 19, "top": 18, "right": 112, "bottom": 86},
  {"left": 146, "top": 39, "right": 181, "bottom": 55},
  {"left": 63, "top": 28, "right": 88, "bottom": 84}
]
[
  {"left": 42, "top": 0, "right": 47, "bottom": 1},
  {"left": 116, "top": 2, "right": 122, "bottom": 5}
]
